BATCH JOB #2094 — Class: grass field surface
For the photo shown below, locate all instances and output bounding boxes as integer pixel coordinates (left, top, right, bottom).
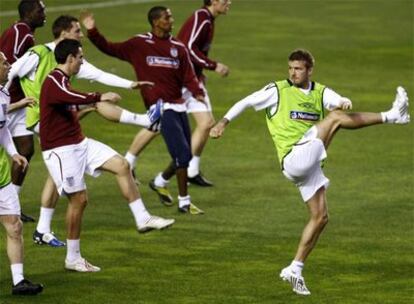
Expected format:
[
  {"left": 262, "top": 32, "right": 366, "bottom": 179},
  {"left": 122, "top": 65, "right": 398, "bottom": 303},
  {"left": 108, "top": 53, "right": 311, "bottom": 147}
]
[{"left": 0, "top": 0, "right": 413, "bottom": 303}]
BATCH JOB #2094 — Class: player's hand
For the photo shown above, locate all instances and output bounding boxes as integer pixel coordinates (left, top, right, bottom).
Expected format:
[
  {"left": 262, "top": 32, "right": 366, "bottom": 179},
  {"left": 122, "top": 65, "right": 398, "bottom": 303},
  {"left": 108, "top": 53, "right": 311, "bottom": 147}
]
[
  {"left": 80, "top": 10, "right": 95, "bottom": 30},
  {"left": 130, "top": 81, "right": 155, "bottom": 90},
  {"left": 195, "top": 94, "right": 205, "bottom": 104},
  {"left": 339, "top": 97, "right": 352, "bottom": 110},
  {"left": 12, "top": 154, "right": 28, "bottom": 172},
  {"left": 101, "top": 92, "right": 121, "bottom": 103},
  {"left": 17, "top": 97, "right": 35, "bottom": 108},
  {"left": 209, "top": 118, "right": 229, "bottom": 139},
  {"left": 215, "top": 62, "right": 230, "bottom": 77}
]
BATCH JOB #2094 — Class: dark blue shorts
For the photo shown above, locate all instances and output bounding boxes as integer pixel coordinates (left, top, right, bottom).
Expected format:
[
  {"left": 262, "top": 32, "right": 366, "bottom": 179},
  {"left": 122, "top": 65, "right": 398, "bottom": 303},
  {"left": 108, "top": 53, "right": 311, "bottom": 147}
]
[{"left": 160, "top": 110, "right": 192, "bottom": 168}]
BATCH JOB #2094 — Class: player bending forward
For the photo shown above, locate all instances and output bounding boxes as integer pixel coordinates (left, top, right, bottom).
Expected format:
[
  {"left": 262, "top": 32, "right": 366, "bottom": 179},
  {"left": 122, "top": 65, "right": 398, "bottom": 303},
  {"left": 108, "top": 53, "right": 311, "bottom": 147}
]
[{"left": 210, "top": 49, "right": 410, "bottom": 295}]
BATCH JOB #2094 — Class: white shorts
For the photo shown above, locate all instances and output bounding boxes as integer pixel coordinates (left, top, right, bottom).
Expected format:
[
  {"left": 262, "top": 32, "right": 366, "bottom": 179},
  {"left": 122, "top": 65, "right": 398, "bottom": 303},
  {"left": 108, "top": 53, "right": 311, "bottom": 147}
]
[
  {"left": 282, "top": 126, "right": 330, "bottom": 202},
  {"left": 42, "top": 138, "right": 118, "bottom": 195},
  {"left": 183, "top": 83, "right": 212, "bottom": 113},
  {"left": 7, "top": 108, "right": 33, "bottom": 137},
  {"left": 0, "top": 183, "right": 20, "bottom": 216}
]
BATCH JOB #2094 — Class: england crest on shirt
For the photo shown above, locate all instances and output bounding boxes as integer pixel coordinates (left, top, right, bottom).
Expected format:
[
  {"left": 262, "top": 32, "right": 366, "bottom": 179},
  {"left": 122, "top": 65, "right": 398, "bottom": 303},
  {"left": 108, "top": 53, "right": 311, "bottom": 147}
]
[{"left": 170, "top": 47, "right": 178, "bottom": 58}]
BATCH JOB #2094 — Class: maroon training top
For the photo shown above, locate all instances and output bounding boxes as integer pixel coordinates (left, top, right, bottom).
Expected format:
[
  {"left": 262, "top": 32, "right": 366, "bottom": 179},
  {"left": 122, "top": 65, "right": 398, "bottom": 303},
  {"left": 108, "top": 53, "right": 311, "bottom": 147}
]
[
  {"left": 87, "top": 28, "right": 204, "bottom": 109},
  {"left": 177, "top": 6, "right": 217, "bottom": 81},
  {"left": 39, "top": 69, "right": 101, "bottom": 151},
  {"left": 0, "top": 22, "right": 35, "bottom": 103}
]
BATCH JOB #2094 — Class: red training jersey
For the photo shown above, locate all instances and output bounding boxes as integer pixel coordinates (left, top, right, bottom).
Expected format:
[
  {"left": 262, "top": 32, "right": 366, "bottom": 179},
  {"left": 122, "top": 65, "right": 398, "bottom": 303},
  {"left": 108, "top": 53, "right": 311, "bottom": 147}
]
[
  {"left": 0, "top": 22, "right": 35, "bottom": 103},
  {"left": 177, "top": 7, "right": 217, "bottom": 80},
  {"left": 87, "top": 28, "right": 203, "bottom": 109},
  {"left": 39, "top": 69, "right": 101, "bottom": 151}
]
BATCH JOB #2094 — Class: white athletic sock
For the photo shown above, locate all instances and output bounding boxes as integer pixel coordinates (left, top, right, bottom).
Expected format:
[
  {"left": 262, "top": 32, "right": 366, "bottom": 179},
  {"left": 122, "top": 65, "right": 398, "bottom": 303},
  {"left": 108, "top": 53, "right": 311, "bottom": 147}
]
[
  {"left": 154, "top": 172, "right": 169, "bottom": 187},
  {"left": 124, "top": 152, "right": 137, "bottom": 169},
  {"left": 66, "top": 239, "right": 81, "bottom": 262},
  {"left": 129, "top": 199, "right": 151, "bottom": 227},
  {"left": 178, "top": 195, "right": 191, "bottom": 208},
  {"left": 119, "top": 110, "right": 150, "bottom": 127},
  {"left": 381, "top": 108, "right": 399, "bottom": 123},
  {"left": 11, "top": 263, "right": 24, "bottom": 285},
  {"left": 290, "top": 260, "right": 304, "bottom": 276},
  {"left": 13, "top": 184, "right": 21, "bottom": 194},
  {"left": 187, "top": 156, "right": 200, "bottom": 178},
  {"left": 36, "top": 207, "right": 55, "bottom": 233}
]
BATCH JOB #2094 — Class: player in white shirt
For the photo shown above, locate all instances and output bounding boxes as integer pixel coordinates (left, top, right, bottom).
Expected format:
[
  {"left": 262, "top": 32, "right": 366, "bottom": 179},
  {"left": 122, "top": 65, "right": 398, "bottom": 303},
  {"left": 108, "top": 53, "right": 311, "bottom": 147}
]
[
  {"left": 210, "top": 49, "right": 410, "bottom": 295},
  {"left": 0, "top": 51, "right": 43, "bottom": 295}
]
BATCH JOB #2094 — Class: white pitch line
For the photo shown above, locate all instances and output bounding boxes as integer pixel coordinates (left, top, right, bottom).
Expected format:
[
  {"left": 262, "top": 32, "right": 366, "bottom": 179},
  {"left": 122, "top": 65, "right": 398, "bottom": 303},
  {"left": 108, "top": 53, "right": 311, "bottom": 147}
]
[{"left": 0, "top": 0, "right": 173, "bottom": 17}]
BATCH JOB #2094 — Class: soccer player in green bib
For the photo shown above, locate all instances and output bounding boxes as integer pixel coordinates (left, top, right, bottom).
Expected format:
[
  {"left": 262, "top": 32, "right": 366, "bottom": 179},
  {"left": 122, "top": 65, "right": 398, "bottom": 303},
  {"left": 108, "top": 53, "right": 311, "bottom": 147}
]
[
  {"left": 210, "top": 49, "right": 410, "bottom": 295},
  {"left": 0, "top": 51, "right": 43, "bottom": 295}
]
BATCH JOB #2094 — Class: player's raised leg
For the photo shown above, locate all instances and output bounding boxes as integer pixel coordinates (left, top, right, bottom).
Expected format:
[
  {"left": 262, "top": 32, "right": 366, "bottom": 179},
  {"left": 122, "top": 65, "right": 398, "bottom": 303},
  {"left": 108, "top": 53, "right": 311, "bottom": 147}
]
[
  {"left": 316, "top": 86, "right": 410, "bottom": 148},
  {"left": 99, "top": 154, "right": 175, "bottom": 232}
]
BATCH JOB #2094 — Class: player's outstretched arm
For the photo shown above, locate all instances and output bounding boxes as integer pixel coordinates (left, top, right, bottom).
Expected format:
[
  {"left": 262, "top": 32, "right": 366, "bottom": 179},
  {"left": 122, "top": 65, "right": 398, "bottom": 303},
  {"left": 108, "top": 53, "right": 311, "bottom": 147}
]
[{"left": 130, "top": 81, "right": 155, "bottom": 90}]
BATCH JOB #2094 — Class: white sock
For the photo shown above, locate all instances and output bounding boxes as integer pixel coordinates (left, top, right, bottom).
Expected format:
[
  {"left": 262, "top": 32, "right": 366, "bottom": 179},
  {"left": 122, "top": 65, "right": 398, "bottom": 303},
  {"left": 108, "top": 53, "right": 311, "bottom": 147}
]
[
  {"left": 187, "top": 156, "right": 200, "bottom": 178},
  {"left": 36, "top": 207, "right": 55, "bottom": 233},
  {"left": 178, "top": 195, "right": 191, "bottom": 208},
  {"left": 290, "top": 260, "right": 304, "bottom": 276},
  {"left": 129, "top": 199, "right": 151, "bottom": 227},
  {"left": 120, "top": 110, "right": 150, "bottom": 127},
  {"left": 381, "top": 107, "right": 399, "bottom": 123},
  {"left": 154, "top": 172, "right": 169, "bottom": 187},
  {"left": 124, "top": 152, "right": 137, "bottom": 169},
  {"left": 11, "top": 263, "right": 24, "bottom": 285},
  {"left": 13, "top": 184, "right": 21, "bottom": 194},
  {"left": 66, "top": 239, "right": 81, "bottom": 262}
]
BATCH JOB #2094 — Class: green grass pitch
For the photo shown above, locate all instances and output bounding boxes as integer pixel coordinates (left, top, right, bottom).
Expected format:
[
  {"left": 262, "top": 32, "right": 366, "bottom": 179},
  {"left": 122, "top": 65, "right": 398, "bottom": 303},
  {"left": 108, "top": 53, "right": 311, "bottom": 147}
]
[{"left": 0, "top": 0, "right": 413, "bottom": 303}]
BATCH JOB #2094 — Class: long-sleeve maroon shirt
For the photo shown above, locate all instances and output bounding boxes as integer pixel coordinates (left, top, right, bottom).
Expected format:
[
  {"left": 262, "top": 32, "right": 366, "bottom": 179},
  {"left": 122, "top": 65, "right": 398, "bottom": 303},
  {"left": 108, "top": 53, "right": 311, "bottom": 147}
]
[
  {"left": 0, "top": 22, "right": 35, "bottom": 103},
  {"left": 39, "top": 69, "right": 101, "bottom": 151},
  {"left": 87, "top": 28, "right": 203, "bottom": 109},
  {"left": 177, "top": 7, "right": 217, "bottom": 81}
]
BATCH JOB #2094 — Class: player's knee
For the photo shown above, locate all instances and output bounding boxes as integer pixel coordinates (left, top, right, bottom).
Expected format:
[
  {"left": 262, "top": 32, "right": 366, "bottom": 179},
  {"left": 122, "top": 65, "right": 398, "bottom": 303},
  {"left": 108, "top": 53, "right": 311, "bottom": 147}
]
[
  {"left": 196, "top": 115, "right": 215, "bottom": 131},
  {"left": 317, "top": 213, "right": 329, "bottom": 228},
  {"left": 175, "top": 151, "right": 192, "bottom": 169},
  {"left": 118, "top": 157, "right": 131, "bottom": 174},
  {"left": 326, "top": 110, "right": 344, "bottom": 123},
  {"left": 16, "top": 140, "right": 34, "bottom": 161},
  {"left": 7, "top": 217, "right": 23, "bottom": 239}
]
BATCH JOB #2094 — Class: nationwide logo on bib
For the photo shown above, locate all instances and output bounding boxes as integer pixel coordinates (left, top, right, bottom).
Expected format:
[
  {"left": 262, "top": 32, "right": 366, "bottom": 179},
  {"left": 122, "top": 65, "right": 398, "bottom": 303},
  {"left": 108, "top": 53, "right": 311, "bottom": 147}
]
[{"left": 290, "top": 111, "right": 320, "bottom": 121}]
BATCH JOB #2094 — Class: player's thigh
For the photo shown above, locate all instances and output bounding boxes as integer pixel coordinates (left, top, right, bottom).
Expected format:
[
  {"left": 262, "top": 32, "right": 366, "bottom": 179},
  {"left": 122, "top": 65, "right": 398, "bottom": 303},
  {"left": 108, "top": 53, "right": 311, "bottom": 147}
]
[
  {"left": 0, "top": 184, "right": 20, "bottom": 216},
  {"left": 42, "top": 145, "right": 87, "bottom": 195},
  {"left": 191, "top": 111, "right": 215, "bottom": 130},
  {"left": 85, "top": 138, "right": 122, "bottom": 175}
]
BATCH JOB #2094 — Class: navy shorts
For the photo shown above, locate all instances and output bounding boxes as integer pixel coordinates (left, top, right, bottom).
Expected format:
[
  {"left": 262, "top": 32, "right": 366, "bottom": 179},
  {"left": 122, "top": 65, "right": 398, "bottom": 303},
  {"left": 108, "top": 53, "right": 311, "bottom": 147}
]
[{"left": 160, "top": 110, "right": 192, "bottom": 168}]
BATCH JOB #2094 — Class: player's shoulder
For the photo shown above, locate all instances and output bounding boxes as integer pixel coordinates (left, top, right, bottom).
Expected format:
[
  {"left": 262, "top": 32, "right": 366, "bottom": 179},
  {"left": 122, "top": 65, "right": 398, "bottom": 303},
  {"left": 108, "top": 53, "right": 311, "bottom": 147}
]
[
  {"left": 135, "top": 32, "right": 152, "bottom": 40},
  {"left": 48, "top": 69, "right": 66, "bottom": 81},
  {"left": 195, "top": 7, "right": 212, "bottom": 20},
  {"left": 13, "top": 22, "right": 33, "bottom": 35},
  {"left": 170, "top": 37, "right": 186, "bottom": 49}
]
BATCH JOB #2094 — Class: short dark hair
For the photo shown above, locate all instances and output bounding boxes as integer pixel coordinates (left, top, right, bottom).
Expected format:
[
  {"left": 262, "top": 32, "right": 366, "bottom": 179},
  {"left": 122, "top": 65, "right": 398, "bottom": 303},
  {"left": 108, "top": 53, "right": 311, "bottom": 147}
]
[
  {"left": 147, "top": 6, "right": 167, "bottom": 26},
  {"left": 18, "top": 0, "right": 41, "bottom": 19},
  {"left": 288, "top": 49, "right": 315, "bottom": 69},
  {"left": 52, "top": 15, "right": 78, "bottom": 39},
  {"left": 204, "top": 0, "right": 212, "bottom": 5},
  {"left": 55, "top": 39, "right": 81, "bottom": 64}
]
